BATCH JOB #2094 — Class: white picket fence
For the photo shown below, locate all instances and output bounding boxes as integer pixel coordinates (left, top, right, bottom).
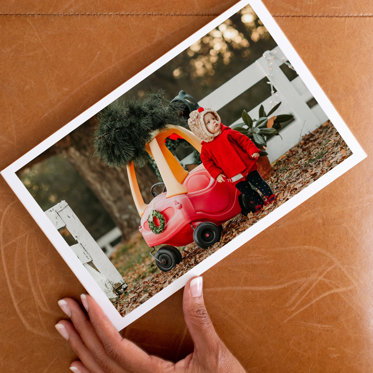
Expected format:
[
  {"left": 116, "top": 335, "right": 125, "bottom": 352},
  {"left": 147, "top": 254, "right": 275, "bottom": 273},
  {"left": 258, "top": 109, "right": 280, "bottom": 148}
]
[
  {"left": 198, "top": 46, "right": 328, "bottom": 162},
  {"left": 45, "top": 201, "right": 127, "bottom": 299},
  {"left": 97, "top": 227, "right": 122, "bottom": 257}
]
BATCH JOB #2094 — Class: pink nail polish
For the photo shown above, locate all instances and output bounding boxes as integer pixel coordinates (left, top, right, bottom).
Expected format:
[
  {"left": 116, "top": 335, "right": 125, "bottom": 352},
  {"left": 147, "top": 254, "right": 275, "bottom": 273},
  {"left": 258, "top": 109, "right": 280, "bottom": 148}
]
[
  {"left": 58, "top": 299, "right": 71, "bottom": 317},
  {"left": 55, "top": 323, "right": 69, "bottom": 340},
  {"left": 69, "top": 367, "right": 80, "bottom": 373},
  {"left": 190, "top": 277, "right": 203, "bottom": 297},
  {"left": 81, "top": 294, "right": 88, "bottom": 311}
]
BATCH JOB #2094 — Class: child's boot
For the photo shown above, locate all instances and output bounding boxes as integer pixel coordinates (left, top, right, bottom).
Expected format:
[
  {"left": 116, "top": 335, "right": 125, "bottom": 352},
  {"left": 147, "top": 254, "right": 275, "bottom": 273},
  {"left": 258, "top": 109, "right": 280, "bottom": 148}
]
[
  {"left": 264, "top": 194, "right": 276, "bottom": 205},
  {"left": 241, "top": 192, "right": 264, "bottom": 215},
  {"left": 254, "top": 203, "right": 263, "bottom": 214}
]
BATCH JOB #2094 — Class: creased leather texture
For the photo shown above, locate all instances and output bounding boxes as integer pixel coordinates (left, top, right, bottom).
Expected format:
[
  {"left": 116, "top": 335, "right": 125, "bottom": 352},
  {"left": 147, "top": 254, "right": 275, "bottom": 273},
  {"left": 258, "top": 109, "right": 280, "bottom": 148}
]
[{"left": 1, "top": 1, "right": 372, "bottom": 372}]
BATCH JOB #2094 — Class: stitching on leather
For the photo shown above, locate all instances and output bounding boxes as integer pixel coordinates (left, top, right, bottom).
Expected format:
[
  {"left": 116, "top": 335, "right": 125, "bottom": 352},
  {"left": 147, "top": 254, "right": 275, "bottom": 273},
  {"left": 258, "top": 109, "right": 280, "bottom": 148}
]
[
  {"left": 273, "top": 14, "right": 373, "bottom": 18},
  {"left": 0, "top": 13, "right": 371, "bottom": 17},
  {"left": 0, "top": 12, "right": 219, "bottom": 16}
]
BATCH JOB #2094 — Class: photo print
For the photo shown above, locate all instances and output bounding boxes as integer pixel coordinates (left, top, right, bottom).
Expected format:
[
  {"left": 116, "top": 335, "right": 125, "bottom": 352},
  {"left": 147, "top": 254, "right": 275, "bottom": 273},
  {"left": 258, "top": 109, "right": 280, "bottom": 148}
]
[{"left": 1, "top": 0, "right": 366, "bottom": 330}]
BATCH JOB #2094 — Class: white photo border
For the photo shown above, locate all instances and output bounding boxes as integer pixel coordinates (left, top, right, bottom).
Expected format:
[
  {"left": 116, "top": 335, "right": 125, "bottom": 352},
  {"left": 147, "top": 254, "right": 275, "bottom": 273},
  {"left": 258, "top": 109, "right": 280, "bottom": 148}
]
[{"left": 1, "top": 0, "right": 367, "bottom": 331}]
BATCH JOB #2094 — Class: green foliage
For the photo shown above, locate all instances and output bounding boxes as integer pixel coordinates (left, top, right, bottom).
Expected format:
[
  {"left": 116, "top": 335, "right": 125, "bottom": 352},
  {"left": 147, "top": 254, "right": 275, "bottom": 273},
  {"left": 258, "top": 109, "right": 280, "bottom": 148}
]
[
  {"left": 274, "top": 114, "right": 294, "bottom": 127},
  {"left": 165, "top": 137, "right": 180, "bottom": 153},
  {"left": 259, "top": 104, "right": 266, "bottom": 117},
  {"left": 146, "top": 154, "right": 162, "bottom": 181},
  {"left": 231, "top": 102, "right": 294, "bottom": 148},
  {"left": 147, "top": 210, "right": 166, "bottom": 234},
  {"left": 192, "top": 150, "right": 202, "bottom": 165},
  {"left": 242, "top": 110, "right": 253, "bottom": 127},
  {"left": 267, "top": 102, "right": 282, "bottom": 116},
  {"left": 255, "top": 117, "right": 269, "bottom": 128},
  {"left": 95, "top": 91, "right": 187, "bottom": 167}
]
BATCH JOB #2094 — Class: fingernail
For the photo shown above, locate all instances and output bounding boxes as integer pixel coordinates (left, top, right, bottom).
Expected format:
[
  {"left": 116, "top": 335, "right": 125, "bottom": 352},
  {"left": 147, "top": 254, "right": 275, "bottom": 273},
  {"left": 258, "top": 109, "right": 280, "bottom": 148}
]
[
  {"left": 55, "top": 323, "right": 69, "bottom": 340},
  {"left": 81, "top": 294, "right": 88, "bottom": 311},
  {"left": 58, "top": 299, "right": 71, "bottom": 317},
  {"left": 69, "top": 367, "right": 80, "bottom": 373},
  {"left": 190, "top": 277, "right": 203, "bottom": 298}
]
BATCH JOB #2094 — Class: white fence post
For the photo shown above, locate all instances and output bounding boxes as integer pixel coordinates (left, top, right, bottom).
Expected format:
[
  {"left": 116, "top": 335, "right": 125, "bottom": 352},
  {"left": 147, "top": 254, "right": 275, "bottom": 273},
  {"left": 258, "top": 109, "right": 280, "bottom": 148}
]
[
  {"left": 45, "top": 201, "right": 127, "bottom": 299},
  {"left": 256, "top": 50, "right": 320, "bottom": 133}
]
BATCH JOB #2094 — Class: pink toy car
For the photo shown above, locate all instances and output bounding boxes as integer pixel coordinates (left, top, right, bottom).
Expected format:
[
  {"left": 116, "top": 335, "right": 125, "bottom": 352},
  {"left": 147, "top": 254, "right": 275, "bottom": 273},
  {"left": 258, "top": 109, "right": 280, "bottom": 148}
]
[
  {"left": 127, "top": 125, "right": 252, "bottom": 272},
  {"left": 141, "top": 164, "right": 251, "bottom": 271}
]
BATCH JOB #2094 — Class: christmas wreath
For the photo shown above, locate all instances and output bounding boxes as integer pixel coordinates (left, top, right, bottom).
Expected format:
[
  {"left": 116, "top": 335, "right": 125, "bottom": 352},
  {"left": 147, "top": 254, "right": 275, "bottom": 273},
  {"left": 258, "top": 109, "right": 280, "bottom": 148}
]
[{"left": 148, "top": 210, "right": 166, "bottom": 234}]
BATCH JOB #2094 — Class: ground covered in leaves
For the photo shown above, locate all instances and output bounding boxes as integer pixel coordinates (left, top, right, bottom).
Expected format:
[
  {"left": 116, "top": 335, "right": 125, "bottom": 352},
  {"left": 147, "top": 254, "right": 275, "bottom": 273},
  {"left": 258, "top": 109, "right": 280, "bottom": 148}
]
[{"left": 110, "top": 121, "right": 352, "bottom": 316}]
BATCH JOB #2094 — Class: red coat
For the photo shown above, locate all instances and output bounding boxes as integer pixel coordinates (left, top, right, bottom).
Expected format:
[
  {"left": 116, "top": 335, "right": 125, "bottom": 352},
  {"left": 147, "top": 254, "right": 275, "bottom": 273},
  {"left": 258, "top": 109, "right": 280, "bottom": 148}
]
[{"left": 200, "top": 124, "right": 260, "bottom": 180}]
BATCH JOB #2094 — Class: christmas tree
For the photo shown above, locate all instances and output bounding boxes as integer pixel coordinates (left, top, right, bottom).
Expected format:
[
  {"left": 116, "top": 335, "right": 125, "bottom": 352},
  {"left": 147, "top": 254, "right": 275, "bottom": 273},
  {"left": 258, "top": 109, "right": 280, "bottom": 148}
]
[{"left": 94, "top": 91, "right": 187, "bottom": 168}]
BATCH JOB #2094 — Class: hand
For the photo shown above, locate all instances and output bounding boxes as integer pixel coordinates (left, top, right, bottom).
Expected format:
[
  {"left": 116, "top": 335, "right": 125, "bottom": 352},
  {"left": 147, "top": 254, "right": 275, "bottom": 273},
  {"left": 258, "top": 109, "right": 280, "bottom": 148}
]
[
  {"left": 55, "top": 277, "right": 246, "bottom": 373},
  {"left": 216, "top": 174, "right": 227, "bottom": 183},
  {"left": 251, "top": 153, "right": 260, "bottom": 159}
]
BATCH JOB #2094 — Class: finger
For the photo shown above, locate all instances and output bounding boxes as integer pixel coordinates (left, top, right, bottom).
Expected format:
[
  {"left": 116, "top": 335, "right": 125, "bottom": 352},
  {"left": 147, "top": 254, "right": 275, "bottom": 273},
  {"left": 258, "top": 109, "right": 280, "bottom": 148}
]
[
  {"left": 55, "top": 320, "right": 104, "bottom": 373},
  {"left": 69, "top": 361, "right": 91, "bottom": 373},
  {"left": 58, "top": 298, "right": 122, "bottom": 373},
  {"left": 182, "top": 277, "right": 221, "bottom": 356},
  {"left": 82, "top": 294, "right": 155, "bottom": 373}
]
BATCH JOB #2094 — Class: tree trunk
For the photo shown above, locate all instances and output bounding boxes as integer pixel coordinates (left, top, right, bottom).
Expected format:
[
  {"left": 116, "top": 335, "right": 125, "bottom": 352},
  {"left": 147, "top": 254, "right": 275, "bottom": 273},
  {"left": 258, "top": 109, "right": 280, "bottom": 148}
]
[{"left": 61, "top": 118, "right": 158, "bottom": 239}]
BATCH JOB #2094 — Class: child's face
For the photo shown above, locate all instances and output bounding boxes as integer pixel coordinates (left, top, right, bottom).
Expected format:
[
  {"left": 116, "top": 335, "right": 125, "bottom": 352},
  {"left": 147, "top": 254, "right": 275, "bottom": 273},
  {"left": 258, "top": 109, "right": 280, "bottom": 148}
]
[{"left": 204, "top": 113, "right": 220, "bottom": 134}]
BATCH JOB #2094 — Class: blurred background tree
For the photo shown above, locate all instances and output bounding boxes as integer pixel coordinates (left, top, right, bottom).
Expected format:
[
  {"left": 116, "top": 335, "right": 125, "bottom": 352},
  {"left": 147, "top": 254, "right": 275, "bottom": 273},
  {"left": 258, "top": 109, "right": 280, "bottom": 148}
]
[
  {"left": 19, "top": 154, "right": 115, "bottom": 240},
  {"left": 123, "top": 6, "right": 277, "bottom": 119}
]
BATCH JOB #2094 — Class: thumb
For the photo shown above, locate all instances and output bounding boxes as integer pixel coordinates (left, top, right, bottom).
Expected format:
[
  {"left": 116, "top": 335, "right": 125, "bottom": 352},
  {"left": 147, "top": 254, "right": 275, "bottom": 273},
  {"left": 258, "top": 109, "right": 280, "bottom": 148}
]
[{"left": 183, "top": 277, "right": 221, "bottom": 355}]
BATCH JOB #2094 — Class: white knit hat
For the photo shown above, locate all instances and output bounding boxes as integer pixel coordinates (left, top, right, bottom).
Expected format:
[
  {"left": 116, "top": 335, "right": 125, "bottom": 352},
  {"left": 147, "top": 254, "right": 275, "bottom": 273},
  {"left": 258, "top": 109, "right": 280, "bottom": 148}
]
[{"left": 187, "top": 107, "right": 221, "bottom": 142}]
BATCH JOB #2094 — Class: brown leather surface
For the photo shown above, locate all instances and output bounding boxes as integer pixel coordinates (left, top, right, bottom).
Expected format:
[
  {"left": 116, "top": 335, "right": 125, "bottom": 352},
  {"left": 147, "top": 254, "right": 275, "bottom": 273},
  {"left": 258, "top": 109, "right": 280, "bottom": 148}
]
[{"left": 1, "top": 1, "right": 372, "bottom": 372}]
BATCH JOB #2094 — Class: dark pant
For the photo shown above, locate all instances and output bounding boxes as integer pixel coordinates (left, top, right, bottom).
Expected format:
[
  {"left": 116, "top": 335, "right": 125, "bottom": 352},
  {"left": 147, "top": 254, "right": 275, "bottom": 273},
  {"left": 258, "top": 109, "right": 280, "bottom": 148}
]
[{"left": 235, "top": 170, "right": 273, "bottom": 210}]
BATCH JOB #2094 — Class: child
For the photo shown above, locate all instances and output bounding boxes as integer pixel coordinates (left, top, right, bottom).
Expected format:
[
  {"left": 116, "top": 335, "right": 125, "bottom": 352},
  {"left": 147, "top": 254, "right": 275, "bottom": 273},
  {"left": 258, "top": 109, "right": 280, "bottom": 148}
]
[{"left": 188, "top": 107, "right": 276, "bottom": 214}]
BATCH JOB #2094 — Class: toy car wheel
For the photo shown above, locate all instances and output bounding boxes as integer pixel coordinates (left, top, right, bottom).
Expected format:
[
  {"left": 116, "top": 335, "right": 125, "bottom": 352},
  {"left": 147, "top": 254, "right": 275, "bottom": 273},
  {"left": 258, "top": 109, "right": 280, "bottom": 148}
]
[
  {"left": 155, "top": 247, "right": 179, "bottom": 272},
  {"left": 163, "top": 245, "right": 182, "bottom": 264},
  {"left": 193, "top": 222, "right": 221, "bottom": 249}
]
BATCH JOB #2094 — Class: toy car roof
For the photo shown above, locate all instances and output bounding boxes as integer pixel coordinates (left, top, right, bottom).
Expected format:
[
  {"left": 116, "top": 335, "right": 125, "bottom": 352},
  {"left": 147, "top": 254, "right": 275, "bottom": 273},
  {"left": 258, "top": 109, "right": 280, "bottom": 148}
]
[{"left": 127, "top": 125, "right": 202, "bottom": 216}]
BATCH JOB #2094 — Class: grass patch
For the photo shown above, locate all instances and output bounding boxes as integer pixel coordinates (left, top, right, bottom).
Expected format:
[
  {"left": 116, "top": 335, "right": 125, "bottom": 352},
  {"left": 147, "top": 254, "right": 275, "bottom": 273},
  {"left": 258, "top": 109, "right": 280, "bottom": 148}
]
[
  {"left": 110, "top": 233, "right": 154, "bottom": 276},
  {"left": 110, "top": 232, "right": 162, "bottom": 290}
]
